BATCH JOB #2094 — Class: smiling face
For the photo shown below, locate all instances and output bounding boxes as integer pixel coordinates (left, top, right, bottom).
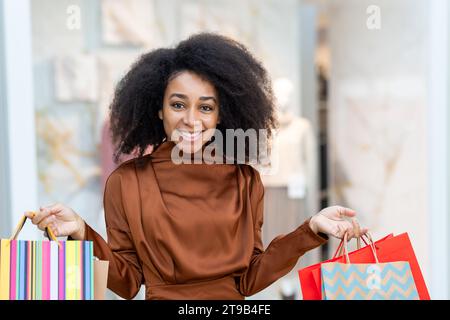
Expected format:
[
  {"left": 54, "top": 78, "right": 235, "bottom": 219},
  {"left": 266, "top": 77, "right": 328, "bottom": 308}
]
[{"left": 159, "top": 71, "right": 220, "bottom": 154}]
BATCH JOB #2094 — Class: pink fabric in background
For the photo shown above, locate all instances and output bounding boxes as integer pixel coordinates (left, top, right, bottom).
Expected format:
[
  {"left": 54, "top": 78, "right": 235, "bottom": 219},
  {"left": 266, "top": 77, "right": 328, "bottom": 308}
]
[{"left": 101, "top": 120, "right": 153, "bottom": 192}]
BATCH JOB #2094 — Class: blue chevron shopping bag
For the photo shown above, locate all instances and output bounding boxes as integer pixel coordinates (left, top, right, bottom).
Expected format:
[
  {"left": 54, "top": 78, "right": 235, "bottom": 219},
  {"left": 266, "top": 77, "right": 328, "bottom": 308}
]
[{"left": 320, "top": 233, "right": 419, "bottom": 300}]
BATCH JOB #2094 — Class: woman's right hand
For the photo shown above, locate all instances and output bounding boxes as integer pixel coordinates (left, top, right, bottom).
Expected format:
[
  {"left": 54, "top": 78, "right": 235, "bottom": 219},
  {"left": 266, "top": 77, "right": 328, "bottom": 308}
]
[{"left": 24, "top": 203, "right": 86, "bottom": 240}]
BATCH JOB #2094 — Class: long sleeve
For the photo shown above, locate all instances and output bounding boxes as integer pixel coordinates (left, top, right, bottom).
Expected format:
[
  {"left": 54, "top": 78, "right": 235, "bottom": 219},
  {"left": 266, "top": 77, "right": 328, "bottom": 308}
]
[
  {"left": 83, "top": 170, "right": 144, "bottom": 299},
  {"left": 237, "top": 167, "right": 328, "bottom": 296}
]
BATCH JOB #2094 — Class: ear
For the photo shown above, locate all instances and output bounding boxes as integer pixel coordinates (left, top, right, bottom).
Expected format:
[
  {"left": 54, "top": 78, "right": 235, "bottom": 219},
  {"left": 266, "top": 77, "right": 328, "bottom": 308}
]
[{"left": 158, "top": 110, "right": 163, "bottom": 120}]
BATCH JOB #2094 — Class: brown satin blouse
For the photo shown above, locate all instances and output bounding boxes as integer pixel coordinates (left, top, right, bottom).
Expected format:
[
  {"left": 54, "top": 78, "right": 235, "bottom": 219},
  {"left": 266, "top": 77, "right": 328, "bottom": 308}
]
[{"left": 83, "top": 140, "right": 328, "bottom": 299}]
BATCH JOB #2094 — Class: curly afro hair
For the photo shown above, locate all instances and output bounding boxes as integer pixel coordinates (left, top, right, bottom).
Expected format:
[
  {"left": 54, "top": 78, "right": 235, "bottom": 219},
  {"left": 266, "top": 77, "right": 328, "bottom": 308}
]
[{"left": 110, "top": 32, "right": 278, "bottom": 163}]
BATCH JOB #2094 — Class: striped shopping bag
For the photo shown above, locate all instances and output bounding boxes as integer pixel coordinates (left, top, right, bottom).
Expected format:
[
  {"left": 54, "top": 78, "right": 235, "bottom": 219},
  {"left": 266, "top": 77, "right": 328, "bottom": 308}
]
[
  {"left": 320, "top": 233, "right": 419, "bottom": 300},
  {"left": 0, "top": 213, "right": 104, "bottom": 300}
]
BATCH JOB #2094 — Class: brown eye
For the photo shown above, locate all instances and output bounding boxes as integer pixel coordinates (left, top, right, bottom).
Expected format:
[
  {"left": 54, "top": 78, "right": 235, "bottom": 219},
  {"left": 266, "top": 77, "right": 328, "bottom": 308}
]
[
  {"left": 200, "top": 105, "right": 213, "bottom": 112},
  {"left": 171, "top": 102, "right": 184, "bottom": 110}
]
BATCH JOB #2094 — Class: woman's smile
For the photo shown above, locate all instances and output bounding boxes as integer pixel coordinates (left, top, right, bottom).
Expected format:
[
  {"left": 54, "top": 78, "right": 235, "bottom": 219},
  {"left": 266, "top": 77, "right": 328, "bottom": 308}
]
[{"left": 177, "top": 129, "right": 206, "bottom": 142}]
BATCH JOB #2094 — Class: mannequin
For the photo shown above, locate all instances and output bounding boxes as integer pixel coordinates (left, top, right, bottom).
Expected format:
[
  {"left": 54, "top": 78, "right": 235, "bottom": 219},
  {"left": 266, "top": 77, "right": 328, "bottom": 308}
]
[
  {"left": 261, "top": 109, "right": 318, "bottom": 214},
  {"left": 260, "top": 77, "right": 318, "bottom": 223}
]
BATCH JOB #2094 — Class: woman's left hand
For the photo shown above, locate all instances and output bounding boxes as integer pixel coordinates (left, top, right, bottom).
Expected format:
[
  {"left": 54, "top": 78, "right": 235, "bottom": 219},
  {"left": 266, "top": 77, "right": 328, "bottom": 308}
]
[{"left": 309, "top": 205, "right": 368, "bottom": 239}]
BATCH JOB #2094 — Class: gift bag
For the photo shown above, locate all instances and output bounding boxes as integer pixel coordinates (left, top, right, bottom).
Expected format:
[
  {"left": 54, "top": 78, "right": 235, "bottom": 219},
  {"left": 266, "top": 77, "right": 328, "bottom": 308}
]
[
  {"left": 0, "top": 214, "right": 109, "bottom": 300},
  {"left": 321, "top": 233, "right": 419, "bottom": 300},
  {"left": 299, "top": 234, "right": 393, "bottom": 300},
  {"left": 299, "top": 232, "right": 430, "bottom": 300}
]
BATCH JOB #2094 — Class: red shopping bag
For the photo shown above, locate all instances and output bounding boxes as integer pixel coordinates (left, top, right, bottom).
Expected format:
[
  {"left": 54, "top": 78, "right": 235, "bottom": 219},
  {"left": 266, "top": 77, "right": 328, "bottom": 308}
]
[
  {"left": 298, "top": 233, "right": 393, "bottom": 300},
  {"left": 371, "top": 233, "right": 430, "bottom": 300},
  {"left": 299, "top": 233, "right": 430, "bottom": 300}
]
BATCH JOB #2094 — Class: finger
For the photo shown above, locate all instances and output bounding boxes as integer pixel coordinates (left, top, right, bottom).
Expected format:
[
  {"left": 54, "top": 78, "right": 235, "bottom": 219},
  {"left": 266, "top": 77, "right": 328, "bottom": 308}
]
[
  {"left": 352, "top": 218, "right": 361, "bottom": 238},
  {"left": 29, "top": 206, "right": 52, "bottom": 225},
  {"left": 343, "top": 228, "right": 353, "bottom": 242},
  {"left": 48, "top": 224, "right": 59, "bottom": 237},
  {"left": 37, "top": 215, "right": 56, "bottom": 232},
  {"left": 345, "top": 227, "right": 355, "bottom": 240},
  {"left": 24, "top": 211, "right": 35, "bottom": 219},
  {"left": 338, "top": 206, "right": 356, "bottom": 218},
  {"left": 32, "top": 204, "right": 63, "bottom": 225},
  {"left": 43, "top": 224, "right": 58, "bottom": 239},
  {"left": 337, "top": 224, "right": 345, "bottom": 239},
  {"left": 342, "top": 221, "right": 354, "bottom": 239},
  {"left": 332, "top": 225, "right": 341, "bottom": 239},
  {"left": 43, "top": 203, "right": 64, "bottom": 216},
  {"left": 342, "top": 220, "right": 353, "bottom": 231},
  {"left": 28, "top": 209, "right": 49, "bottom": 226}
]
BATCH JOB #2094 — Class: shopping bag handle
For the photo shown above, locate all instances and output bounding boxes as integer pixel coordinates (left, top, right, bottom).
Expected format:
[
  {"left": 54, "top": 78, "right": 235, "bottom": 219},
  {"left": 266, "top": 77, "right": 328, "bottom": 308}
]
[
  {"left": 333, "top": 233, "right": 370, "bottom": 259},
  {"left": 340, "top": 232, "right": 379, "bottom": 264},
  {"left": 10, "top": 211, "right": 61, "bottom": 248}
]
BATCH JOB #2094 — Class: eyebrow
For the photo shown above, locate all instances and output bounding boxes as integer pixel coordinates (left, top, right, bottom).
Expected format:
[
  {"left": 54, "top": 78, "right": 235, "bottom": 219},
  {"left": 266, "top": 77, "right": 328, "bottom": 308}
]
[
  {"left": 169, "top": 93, "right": 188, "bottom": 100},
  {"left": 169, "top": 93, "right": 217, "bottom": 104},
  {"left": 199, "top": 96, "right": 217, "bottom": 104}
]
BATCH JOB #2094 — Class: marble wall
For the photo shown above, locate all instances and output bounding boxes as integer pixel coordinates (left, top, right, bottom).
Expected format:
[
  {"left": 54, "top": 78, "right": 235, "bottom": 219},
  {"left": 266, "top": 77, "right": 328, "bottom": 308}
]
[{"left": 326, "top": 0, "right": 431, "bottom": 284}]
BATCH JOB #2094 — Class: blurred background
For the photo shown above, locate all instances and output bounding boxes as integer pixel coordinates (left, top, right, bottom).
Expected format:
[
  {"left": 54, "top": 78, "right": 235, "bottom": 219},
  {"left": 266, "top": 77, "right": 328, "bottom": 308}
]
[{"left": 0, "top": 0, "right": 449, "bottom": 299}]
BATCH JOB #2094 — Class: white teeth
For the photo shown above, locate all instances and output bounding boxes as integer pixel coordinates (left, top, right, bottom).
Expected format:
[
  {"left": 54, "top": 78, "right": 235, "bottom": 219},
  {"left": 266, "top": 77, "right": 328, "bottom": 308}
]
[{"left": 179, "top": 130, "right": 202, "bottom": 141}]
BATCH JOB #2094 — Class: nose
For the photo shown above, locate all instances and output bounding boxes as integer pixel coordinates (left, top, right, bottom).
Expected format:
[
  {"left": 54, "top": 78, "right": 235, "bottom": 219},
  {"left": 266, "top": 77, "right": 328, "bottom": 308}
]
[{"left": 182, "top": 107, "right": 198, "bottom": 128}]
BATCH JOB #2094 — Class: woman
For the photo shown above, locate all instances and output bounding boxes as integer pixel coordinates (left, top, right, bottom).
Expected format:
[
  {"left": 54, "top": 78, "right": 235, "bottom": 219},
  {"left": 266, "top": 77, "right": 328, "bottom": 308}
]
[{"left": 26, "top": 33, "right": 367, "bottom": 300}]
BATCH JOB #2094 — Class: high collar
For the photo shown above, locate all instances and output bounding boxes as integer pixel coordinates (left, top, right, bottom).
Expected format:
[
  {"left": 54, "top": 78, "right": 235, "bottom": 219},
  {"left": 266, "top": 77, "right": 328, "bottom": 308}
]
[{"left": 150, "top": 140, "right": 177, "bottom": 161}]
